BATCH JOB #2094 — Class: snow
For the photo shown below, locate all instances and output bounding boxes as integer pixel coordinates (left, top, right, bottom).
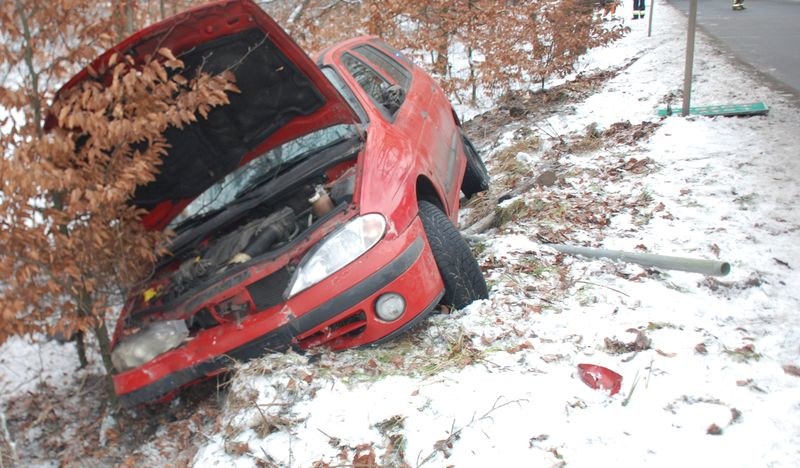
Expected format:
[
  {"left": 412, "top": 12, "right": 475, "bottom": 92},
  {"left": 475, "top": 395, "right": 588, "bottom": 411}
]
[
  {"left": 0, "top": 335, "right": 98, "bottom": 406},
  {"left": 3, "top": 1, "right": 800, "bottom": 466}
]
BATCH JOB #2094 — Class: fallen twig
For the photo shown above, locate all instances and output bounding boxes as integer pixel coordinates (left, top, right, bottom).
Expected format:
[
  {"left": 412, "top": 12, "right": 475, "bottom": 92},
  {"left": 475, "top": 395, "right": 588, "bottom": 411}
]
[
  {"left": 1, "top": 410, "right": 19, "bottom": 467},
  {"left": 621, "top": 370, "right": 640, "bottom": 407},
  {"left": 416, "top": 396, "right": 528, "bottom": 467},
  {"left": 575, "top": 280, "right": 630, "bottom": 297}
]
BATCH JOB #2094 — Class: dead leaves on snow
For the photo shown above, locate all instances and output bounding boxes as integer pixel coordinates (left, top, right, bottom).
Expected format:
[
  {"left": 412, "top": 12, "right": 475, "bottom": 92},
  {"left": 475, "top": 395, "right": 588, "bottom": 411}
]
[
  {"left": 782, "top": 364, "right": 800, "bottom": 378},
  {"left": 602, "top": 121, "right": 661, "bottom": 146},
  {"left": 604, "top": 328, "right": 652, "bottom": 355},
  {"left": 699, "top": 273, "right": 763, "bottom": 293},
  {"left": 723, "top": 343, "right": 762, "bottom": 363}
]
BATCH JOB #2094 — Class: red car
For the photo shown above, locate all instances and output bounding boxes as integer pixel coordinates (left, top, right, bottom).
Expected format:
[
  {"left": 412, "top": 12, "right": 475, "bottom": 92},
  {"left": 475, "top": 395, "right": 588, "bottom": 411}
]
[{"left": 67, "top": 0, "right": 488, "bottom": 407}]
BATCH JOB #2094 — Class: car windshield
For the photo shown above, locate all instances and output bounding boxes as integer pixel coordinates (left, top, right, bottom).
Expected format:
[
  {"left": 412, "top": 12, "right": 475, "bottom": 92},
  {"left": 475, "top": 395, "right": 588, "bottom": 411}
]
[{"left": 168, "top": 124, "right": 358, "bottom": 231}]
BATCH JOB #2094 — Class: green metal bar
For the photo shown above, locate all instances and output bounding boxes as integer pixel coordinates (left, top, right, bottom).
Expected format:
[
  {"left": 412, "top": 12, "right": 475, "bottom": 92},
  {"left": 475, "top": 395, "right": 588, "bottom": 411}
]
[{"left": 658, "top": 102, "right": 769, "bottom": 117}]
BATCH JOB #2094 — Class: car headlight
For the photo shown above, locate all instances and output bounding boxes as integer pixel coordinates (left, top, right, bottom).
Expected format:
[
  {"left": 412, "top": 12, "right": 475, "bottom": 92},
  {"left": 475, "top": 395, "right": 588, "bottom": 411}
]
[
  {"left": 111, "top": 320, "right": 189, "bottom": 372},
  {"left": 287, "top": 213, "right": 386, "bottom": 297}
]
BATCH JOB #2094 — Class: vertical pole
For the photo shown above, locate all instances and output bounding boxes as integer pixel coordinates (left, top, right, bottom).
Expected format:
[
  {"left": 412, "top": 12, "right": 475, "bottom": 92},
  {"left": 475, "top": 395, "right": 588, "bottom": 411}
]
[
  {"left": 648, "top": 0, "right": 655, "bottom": 37},
  {"left": 682, "top": 0, "right": 698, "bottom": 116}
]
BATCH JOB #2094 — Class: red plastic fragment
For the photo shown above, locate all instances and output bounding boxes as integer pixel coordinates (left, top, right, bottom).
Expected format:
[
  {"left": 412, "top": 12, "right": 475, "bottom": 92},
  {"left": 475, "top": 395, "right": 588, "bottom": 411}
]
[{"left": 577, "top": 363, "right": 623, "bottom": 396}]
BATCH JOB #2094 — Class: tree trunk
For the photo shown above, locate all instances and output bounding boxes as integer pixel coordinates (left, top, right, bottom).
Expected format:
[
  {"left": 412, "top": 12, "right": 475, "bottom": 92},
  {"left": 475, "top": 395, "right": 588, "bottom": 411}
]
[
  {"left": 367, "top": 0, "right": 382, "bottom": 36},
  {"left": 75, "top": 331, "right": 89, "bottom": 368},
  {"left": 125, "top": 0, "right": 135, "bottom": 35},
  {"left": 468, "top": 46, "right": 477, "bottom": 105},
  {"left": 16, "top": 0, "right": 94, "bottom": 374},
  {"left": 159, "top": 0, "right": 166, "bottom": 20},
  {"left": 78, "top": 289, "right": 119, "bottom": 411},
  {"left": 0, "top": 410, "right": 18, "bottom": 467},
  {"left": 14, "top": 0, "right": 42, "bottom": 136},
  {"left": 93, "top": 320, "right": 120, "bottom": 412},
  {"left": 467, "top": 0, "right": 478, "bottom": 105},
  {"left": 434, "top": 41, "right": 449, "bottom": 76}
]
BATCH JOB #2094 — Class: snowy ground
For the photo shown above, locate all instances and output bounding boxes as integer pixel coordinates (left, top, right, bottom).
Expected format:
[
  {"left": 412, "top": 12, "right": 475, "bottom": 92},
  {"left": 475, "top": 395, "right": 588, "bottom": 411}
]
[{"left": 3, "top": 1, "right": 799, "bottom": 466}]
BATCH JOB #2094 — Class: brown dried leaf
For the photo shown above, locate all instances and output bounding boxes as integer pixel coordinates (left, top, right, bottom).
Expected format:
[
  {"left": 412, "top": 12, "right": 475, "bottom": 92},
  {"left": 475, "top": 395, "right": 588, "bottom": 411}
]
[
  {"left": 782, "top": 364, "right": 800, "bottom": 377},
  {"left": 353, "top": 444, "right": 377, "bottom": 467},
  {"left": 158, "top": 47, "right": 177, "bottom": 62},
  {"left": 507, "top": 341, "right": 533, "bottom": 354},
  {"left": 389, "top": 354, "right": 404, "bottom": 368},
  {"left": 230, "top": 441, "right": 252, "bottom": 456},
  {"left": 706, "top": 424, "right": 723, "bottom": 435}
]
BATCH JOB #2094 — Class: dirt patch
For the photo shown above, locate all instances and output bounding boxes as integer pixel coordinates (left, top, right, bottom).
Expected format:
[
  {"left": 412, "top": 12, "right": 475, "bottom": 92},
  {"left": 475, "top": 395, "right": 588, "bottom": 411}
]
[
  {"left": 463, "top": 55, "right": 643, "bottom": 143},
  {"left": 4, "top": 372, "right": 223, "bottom": 465}
]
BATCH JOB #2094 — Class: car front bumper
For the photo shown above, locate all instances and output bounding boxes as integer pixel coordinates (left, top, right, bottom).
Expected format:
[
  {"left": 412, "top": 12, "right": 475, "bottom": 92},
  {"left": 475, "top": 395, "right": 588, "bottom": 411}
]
[{"left": 113, "top": 215, "right": 443, "bottom": 407}]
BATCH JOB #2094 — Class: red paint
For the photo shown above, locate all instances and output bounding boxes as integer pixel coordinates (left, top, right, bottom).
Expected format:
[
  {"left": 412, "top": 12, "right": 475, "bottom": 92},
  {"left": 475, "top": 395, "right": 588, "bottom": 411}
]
[
  {"left": 49, "top": 0, "right": 360, "bottom": 231},
  {"left": 65, "top": 0, "right": 477, "bottom": 406}
]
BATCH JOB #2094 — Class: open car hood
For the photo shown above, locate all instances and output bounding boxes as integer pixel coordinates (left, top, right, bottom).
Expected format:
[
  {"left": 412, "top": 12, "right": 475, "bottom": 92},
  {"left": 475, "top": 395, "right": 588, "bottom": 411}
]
[{"left": 53, "top": 0, "right": 359, "bottom": 230}]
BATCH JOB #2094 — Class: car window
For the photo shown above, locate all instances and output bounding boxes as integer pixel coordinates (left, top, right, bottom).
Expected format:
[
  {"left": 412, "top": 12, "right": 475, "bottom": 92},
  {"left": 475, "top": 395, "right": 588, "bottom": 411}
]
[
  {"left": 369, "top": 39, "right": 412, "bottom": 68},
  {"left": 353, "top": 44, "right": 411, "bottom": 91},
  {"left": 341, "top": 53, "right": 398, "bottom": 117},
  {"left": 321, "top": 66, "right": 369, "bottom": 124}
]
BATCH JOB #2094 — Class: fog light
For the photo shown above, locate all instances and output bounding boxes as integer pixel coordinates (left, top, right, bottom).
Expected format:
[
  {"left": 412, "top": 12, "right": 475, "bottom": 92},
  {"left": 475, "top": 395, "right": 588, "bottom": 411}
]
[{"left": 375, "top": 293, "right": 406, "bottom": 322}]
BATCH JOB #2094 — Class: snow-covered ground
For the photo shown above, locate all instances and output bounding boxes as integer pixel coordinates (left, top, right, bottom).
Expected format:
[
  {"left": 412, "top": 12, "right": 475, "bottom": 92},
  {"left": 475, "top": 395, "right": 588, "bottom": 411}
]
[{"left": 3, "top": 1, "right": 799, "bottom": 466}]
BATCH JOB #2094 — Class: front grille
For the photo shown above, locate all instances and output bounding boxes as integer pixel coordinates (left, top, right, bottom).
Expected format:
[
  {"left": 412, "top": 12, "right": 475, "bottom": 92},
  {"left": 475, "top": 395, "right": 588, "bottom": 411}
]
[
  {"left": 247, "top": 267, "right": 290, "bottom": 311},
  {"left": 298, "top": 311, "right": 367, "bottom": 349},
  {"left": 187, "top": 308, "right": 219, "bottom": 333}
]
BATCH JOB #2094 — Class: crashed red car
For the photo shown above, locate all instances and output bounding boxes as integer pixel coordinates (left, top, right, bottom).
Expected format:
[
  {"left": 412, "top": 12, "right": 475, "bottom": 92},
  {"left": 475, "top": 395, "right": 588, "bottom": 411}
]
[{"left": 61, "top": 0, "right": 489, "bottom": 407}]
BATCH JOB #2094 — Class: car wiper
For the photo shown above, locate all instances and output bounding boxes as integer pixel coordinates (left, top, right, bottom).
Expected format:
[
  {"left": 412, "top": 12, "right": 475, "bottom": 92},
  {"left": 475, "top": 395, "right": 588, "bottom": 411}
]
[
  {"left": 232, "top": 163, "right": 285, "bottom": 201},
  {"left": 165, "top": 136, "right": 362, "bottom": 262},
  {"left": 234, "top": 135, "right": 356, "bottom": 203},
  {"left": 171, "top": 206, "right": 225, "bottom": 233}
]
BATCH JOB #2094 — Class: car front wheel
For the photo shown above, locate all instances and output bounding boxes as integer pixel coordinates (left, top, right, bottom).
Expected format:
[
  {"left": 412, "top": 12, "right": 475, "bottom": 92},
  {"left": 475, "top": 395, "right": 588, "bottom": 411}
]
[{"left": 418, "top": 200, "right": 488, "bottom": 309}]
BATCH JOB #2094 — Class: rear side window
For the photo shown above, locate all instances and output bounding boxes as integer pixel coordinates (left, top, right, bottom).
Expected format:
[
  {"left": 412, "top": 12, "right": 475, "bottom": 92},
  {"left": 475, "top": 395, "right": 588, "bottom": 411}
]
[
  {"left": 369, "top": 39, "right": 412, "bottom": 68},
  {"left": 353, "top": 44, "right": 411, "bottom": 91},
  {"left": 341, "top": 53, "right": 398, "bottom": 117}
]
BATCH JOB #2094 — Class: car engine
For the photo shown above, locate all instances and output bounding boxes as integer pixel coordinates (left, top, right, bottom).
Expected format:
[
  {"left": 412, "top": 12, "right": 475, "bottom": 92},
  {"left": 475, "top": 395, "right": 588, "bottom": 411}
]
[{"left": 148, "top": 167, "right": 356, "bottom": 312}]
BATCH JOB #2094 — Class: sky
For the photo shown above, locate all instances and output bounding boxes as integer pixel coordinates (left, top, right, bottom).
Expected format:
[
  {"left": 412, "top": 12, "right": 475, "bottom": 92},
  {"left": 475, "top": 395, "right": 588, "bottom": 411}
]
[{"left": 2, "top": 0, "right": 799, "bottom": 466}]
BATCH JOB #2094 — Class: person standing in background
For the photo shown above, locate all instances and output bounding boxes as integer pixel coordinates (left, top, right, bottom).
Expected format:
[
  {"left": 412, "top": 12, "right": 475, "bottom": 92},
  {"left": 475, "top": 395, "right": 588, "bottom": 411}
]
[{"left": 633, "top": 0, "right": 646, "bottom": 18}]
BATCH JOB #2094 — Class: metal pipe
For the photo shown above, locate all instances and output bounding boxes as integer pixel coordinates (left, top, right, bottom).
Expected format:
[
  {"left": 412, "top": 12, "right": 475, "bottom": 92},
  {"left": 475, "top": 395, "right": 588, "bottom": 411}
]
[
  {"left": 549, "top": 244, "right": 730, "bottom": 276},
  {"left": 648, "top": 0, "right": 655, "bottom": 37}
]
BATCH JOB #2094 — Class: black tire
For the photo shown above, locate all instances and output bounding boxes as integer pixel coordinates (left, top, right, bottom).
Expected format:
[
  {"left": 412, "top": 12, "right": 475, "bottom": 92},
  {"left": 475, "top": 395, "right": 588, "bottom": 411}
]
[
  {"left": 460, "top": 131, "right": 490, "bottom": 198},
  {"left": 418, "top": 200, "right": 488, "bottom": 309}
]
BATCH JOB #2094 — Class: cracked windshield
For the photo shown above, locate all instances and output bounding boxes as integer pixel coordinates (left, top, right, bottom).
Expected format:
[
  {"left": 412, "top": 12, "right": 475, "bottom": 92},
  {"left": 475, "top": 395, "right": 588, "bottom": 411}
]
[{"left": 169, "top": 123, "right": 357, "bottom": 230}]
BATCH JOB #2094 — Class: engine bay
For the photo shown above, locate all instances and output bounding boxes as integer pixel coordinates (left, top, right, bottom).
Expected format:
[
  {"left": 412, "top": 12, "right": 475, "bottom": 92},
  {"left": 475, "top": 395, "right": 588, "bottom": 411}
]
[{"left": 123, "top": 162, "right": 357, "bottom": 332}]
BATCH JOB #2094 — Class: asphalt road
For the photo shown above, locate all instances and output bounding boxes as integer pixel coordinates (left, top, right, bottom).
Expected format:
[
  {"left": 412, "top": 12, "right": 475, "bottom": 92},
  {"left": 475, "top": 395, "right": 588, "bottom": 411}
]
[{"left": 666, "top": 0, "right": 800, "bottom": 95}]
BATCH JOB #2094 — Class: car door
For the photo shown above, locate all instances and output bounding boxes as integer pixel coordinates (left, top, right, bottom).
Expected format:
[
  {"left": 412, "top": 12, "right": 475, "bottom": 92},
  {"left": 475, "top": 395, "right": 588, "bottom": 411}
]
[{"left": 338, "top": 41, "right": 462, "bottom": 218}]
